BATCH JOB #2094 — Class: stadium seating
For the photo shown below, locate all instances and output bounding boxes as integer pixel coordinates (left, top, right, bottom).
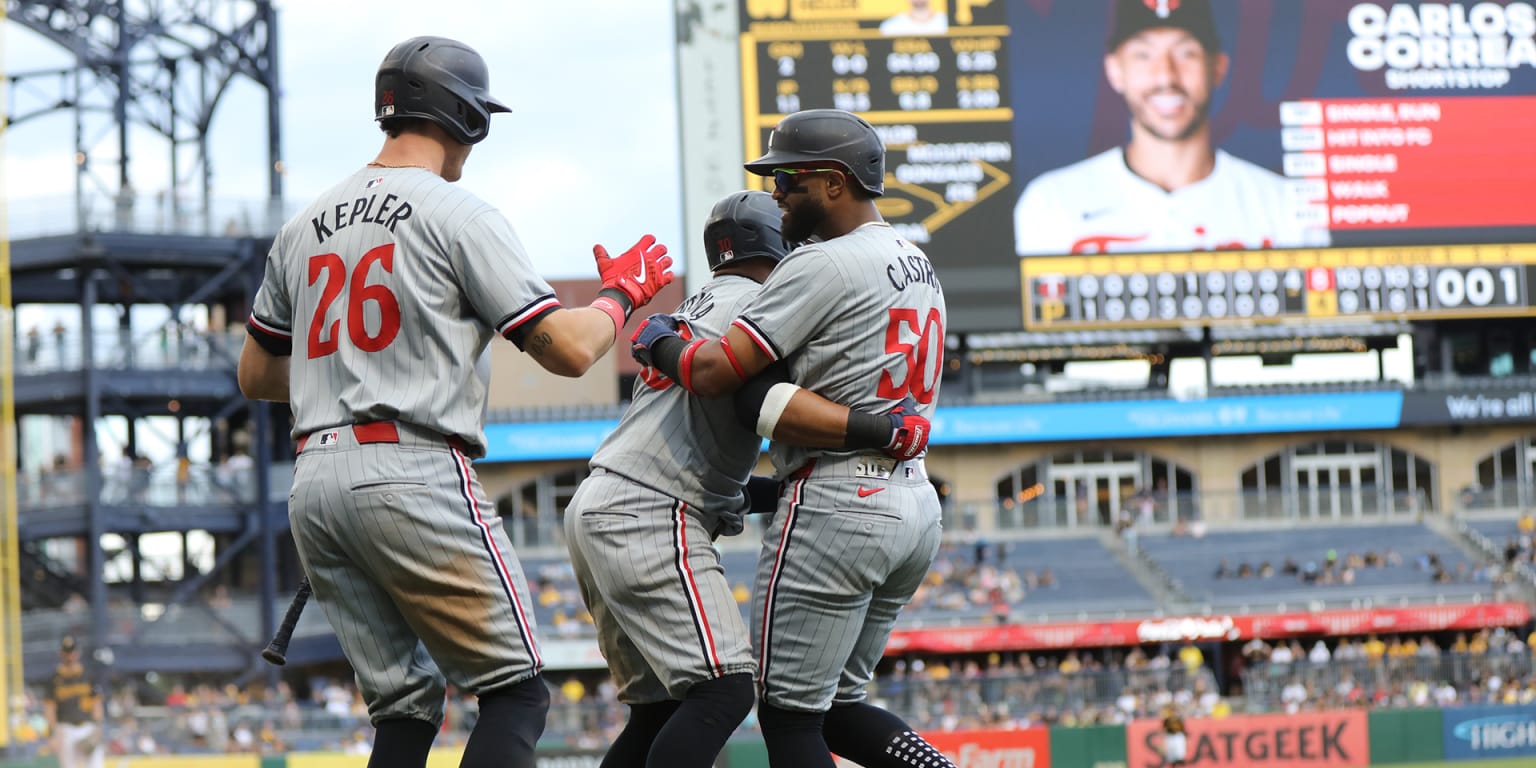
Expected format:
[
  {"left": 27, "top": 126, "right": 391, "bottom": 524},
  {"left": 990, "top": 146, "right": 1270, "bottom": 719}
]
[
  {"left": 515, "top": 533, "right": 1158, "bottom": 634},
  {"left": 1138, "top": 523, "right": 1494, "bottom": 609}
]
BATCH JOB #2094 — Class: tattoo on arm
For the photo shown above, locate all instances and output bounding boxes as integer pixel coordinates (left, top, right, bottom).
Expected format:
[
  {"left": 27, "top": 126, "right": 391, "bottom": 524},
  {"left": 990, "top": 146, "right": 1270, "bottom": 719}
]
[{"left": 526, "top": 331, "right": 554, "bottom": 358}]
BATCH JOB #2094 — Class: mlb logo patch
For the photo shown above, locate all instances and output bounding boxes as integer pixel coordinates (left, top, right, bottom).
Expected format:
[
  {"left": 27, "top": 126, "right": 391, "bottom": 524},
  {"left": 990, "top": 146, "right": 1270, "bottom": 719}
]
[
  {"left": 366, "top": 176, "right": 386, "bottom": 189},
  {"left": 317, "top": 430, "right": 341, "bottom": 447}
]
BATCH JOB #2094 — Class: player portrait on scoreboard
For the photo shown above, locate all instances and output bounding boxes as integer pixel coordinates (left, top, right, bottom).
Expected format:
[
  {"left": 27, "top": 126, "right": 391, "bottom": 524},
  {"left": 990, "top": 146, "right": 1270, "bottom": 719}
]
[
  {"left": 1012, "top": 0, "right": 1331, "bottom": 257},
  {"left": 880, "top": 0, "right": 949, "bottom": 36}
]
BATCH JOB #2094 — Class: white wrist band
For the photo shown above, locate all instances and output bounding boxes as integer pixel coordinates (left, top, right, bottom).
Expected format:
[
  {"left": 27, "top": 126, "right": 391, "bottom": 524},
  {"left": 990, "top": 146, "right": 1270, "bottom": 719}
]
[{"left": 756, "top": 382, "right": 802, "bottom": 439}]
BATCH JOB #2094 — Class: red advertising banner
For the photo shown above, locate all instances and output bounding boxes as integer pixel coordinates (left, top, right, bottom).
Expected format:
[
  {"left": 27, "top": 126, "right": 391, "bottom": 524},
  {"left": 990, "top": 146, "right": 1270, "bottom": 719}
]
[
  {"left": 920, "top": 728, "right": 1051, "bottom": 768},
  {"left": 1127, "top": 711, "right": 1369, "bottom": 768},
  {"left": 1291, "top": 96, "right": 1536, "bottom": 231},
  {"left": 885, "top": 602, "right": 1531, "bottom": 654}
]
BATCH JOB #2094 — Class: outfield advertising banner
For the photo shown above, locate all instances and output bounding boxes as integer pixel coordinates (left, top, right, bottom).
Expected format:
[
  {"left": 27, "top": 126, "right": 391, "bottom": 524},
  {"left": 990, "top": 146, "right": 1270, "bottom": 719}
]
[
  {"left": 921, "top": 727, "right": 1051, "bottom": 768},
  {"left": 927, "top": 392, "right": 1404, "bottom": 444},
  {"left": 1441, "top": 704, "right": 1536, "bottom": 760},
  {"left": 1128, "top": 711, "right": 1369, "bottom": 768},
  {"left": 884, "top": 601, "right": 1531, "bottom": 654},
  {"left": 480, "top": 391, "right": 1407, "bottom": 461},
  {"left": 1399, "top": 385, "right": 1536, "bottom": 425}
]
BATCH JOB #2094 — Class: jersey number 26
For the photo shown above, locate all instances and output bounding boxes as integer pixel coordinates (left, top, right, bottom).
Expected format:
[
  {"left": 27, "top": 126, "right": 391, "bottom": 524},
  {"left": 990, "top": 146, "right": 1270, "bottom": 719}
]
[{"left": 307, "top": 244, "right": 402, "bottom": 359}]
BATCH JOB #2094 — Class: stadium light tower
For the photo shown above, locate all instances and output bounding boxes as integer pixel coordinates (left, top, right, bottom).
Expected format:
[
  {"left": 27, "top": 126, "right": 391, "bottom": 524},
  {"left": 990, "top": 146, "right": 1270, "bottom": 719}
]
[{"left": 4, "top": 0, "right": 283, "bottom": 233}]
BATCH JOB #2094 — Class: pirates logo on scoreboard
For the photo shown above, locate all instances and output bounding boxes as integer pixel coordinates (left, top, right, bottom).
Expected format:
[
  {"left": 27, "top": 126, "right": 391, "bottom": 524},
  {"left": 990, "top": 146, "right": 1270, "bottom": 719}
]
[{"left": 1034, "top": 274, "right": 1069, "bottom": 323}]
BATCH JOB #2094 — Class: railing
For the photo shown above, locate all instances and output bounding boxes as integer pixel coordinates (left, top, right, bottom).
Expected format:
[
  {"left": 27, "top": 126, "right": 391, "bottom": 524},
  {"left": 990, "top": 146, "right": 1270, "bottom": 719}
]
[
  {"left": 7, "top": 194, "right": 301, "bottom": 240},
  {"left": 1455, "top": 481, "right": 1536, "bottom": 513},
  {"left": 1451, "top": 515, "right": 1536, "bottom": 594},
  {"left": 21, "top": 592, "right": 325, "bottom": 657},
  {"left": 870, "top": 664, "right": 1219, "bottom": 729},
  {"left": 3, "top": 692, "right": 629, "bottom": 755},
  {"left": 970, "top": 488, "right": 1430, "bottom": 533},
  {"left": 1241, "top": 650, "right": 1535, "bottom": 712},
  {"left": 13, "top": 328, "right": 245, "bottom": 374},
  {"left": 16, "top": 462, "right": 294, "bottom": 510}
]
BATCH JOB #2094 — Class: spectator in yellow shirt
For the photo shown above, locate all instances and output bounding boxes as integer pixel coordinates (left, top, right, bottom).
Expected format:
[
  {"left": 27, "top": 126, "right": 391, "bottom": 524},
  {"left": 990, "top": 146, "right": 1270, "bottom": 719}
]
[
  {"left": 1363, "top": 634, "right": 1387, "bottom": 660},
  {"left": 1469, "top": 631, "right": 1490, "bottom": 655},
  {"left": 1178, "top": 643, "right": 1205, "bottom": 673},
  {"left": 1060, "top": 652, "right": 1083, "bottom": 675}
]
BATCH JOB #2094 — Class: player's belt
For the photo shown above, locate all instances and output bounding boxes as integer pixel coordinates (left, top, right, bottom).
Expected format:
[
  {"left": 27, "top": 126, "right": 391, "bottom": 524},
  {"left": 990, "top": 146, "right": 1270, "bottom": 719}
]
[
  {"left": 786, "top": 455, "right": 927, "bottom": 483},
  {"left": 296, "top": 421, "right": 473, "bottom": 455}
]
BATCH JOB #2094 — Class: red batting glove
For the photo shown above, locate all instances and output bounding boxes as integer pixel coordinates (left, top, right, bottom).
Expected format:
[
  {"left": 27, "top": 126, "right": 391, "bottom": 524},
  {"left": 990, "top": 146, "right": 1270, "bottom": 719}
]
[
  {"left": 594, "top": 234, "right": 674, "bottom": 311},
  {"left": 883, "top": 397, "right": 930, "bottom": 461}
]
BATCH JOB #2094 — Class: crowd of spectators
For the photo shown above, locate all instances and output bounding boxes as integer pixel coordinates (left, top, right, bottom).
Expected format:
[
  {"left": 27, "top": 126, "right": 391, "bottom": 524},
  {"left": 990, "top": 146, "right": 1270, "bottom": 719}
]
[
  {"left": 905, "top": 541, "right": 1054, "bottom": 618},
  {"left": 9, "top": 671, "right": 635, "bottom": 758},
  {"left": 1208, "top": 544, "right": 1511, "bottom": 587},
  {"left": 524, "top": 539, "right": 1064, "bottom": 634},
  {"left": 1497, "top": 510, "right": 1536, "bottom": 569},
  {"left": 10, "top": 627, "right": 1536, "bottom": 756}
]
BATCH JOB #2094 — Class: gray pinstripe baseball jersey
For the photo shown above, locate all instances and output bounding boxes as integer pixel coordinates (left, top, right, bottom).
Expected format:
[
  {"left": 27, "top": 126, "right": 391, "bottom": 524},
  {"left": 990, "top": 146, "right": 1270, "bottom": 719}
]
[
  {"left": 733, "top": 221, "right": 946, "bottom": 476},
  {"left": 248, "top": 165, "right": 556, "bottom": 725},
  {"left": 249, "top": 166, "right": 559, "bottom": 455},
  {"left": 565, "top": 273, "right": 763, "bottom": 704},
  {"left": 730, "top": 220, "right": 948, "bottom": 712},
  {"left": 591, "top": 273, "right": 763, "bottom": 527}
]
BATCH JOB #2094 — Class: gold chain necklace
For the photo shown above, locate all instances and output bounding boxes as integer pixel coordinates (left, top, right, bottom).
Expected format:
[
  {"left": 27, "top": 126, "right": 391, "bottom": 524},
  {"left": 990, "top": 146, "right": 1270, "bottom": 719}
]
[{"left": 367, "top": 161, "right": 429, "bottom": 170}]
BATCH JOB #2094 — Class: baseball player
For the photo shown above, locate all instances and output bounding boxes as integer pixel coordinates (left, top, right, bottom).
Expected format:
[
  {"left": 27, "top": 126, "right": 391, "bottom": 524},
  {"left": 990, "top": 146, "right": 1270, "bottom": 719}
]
[
  {"left": 46, "top": 636, "right": 104, "bottom": 768},
  {"left": 237, "top": 37, "right": 674, "bottom": 768},
  {"left": 1159, "top": 708, "right": 1189, "bottom": 767},
  {"left": 566, "top": 190, "right": 930, "bottom": 768},
  {"left": 879, "top": 0, "right": 948, "bottom": 36},
  {"left": 1013, "top": 0, "right": 1330, "bottom": 256},
  {"left": 632, "top": 109, "right": 955, "bottom": 768}
]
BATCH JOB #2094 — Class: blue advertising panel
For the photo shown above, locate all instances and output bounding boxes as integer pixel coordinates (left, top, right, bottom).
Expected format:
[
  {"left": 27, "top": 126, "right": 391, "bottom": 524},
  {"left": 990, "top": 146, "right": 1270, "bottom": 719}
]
[
  {"left": 484, "top": 419, "right": 620, "bottom": 462},
  {"left": 481, "top": 392, "right": 1404, "bottom": 462},
  {"left": 1442, "top": 704, "right": 1536, "bottom": 760},
  {"left": 928, "top": 392, "right": 1404, "bottom": 445}
]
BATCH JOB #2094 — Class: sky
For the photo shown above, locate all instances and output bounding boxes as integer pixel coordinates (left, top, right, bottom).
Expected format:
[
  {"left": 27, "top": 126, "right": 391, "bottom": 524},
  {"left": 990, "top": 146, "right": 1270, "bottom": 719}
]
[
  {"left": 2, "top": 0, "right": 691, "bottom": 470},
  {"left": 3, "top": 0, "right": 687, "bottom": 280},
  {"left": 1, "top": 0, "right": 1412, "bottom": 468}
]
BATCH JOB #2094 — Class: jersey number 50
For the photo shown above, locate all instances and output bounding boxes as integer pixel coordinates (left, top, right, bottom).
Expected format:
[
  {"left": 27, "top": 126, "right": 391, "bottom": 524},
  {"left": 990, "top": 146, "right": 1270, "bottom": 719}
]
[
  {"left": 307, "top": 244, "right": 401, "bottom": 358},
  {"left": 877, "top": 307, "right": 943, "bottom": 404}
]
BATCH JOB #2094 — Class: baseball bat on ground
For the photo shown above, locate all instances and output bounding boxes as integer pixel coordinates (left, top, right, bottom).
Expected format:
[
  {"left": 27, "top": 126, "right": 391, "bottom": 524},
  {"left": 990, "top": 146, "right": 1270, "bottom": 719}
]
[{"left": 262, "top": 578, "right": 313, "bottom": 666}]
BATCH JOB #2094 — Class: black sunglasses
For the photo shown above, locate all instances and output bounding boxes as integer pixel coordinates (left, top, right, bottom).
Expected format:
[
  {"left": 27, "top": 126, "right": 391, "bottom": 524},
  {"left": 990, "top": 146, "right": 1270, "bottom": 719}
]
[{"left": 771, "top": 167, "right": 844, "bottom": 192}]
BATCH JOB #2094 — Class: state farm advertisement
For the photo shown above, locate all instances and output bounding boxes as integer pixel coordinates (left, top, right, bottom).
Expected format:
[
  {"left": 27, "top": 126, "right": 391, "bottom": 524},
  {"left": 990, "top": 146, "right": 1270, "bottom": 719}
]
[
  {"left": 1128, "top": 712, "right": 1369, "bottom": 768},
  {"left": 923, "top": 729, "right": 1051, "bottom": 768}
]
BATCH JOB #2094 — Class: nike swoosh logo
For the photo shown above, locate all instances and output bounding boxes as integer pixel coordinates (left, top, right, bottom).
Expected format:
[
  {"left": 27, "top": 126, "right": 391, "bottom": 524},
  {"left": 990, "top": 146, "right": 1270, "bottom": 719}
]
[
  {"left": 634, "top": 252, "right": 648, "bottom": 285},
  {"left": 857, "top": 486, "right": 884, "bottom": 498}
]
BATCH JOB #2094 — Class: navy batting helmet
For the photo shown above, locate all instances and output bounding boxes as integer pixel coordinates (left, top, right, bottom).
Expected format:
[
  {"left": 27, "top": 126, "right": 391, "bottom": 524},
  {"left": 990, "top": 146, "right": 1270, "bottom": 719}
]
[
  {"left": 745, "top": 109, "right": 885, "bottom": 196},
  {"left": 375, "top": 37, "right": 510, "bottom": 145},
  {"left": 704, "top": 190, "right": 789, "bottom": 271}
]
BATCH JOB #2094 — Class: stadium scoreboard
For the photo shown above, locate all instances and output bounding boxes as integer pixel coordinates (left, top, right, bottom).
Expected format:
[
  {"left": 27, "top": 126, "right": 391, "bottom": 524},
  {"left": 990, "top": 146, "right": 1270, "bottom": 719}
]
[
  {"left": 736, "top": 2, "right": 1018, "bottom": 333},
  {"left": 705, "top": 2, "right": 1536, "bottom": 333},
  {"left": 1025, "top": 245, "right": 1536, "bottom": 329}
]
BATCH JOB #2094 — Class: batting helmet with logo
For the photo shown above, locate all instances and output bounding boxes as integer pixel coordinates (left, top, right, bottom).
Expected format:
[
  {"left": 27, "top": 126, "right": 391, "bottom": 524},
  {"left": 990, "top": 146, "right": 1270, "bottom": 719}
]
[
  {"left": 745, "top": 109, "right": 885, "bottom": 197},
  {"left": 375, "top": 36, "right": 510, "bottom": 145},
  {"left": 704, "top": 190, "right": 790, "bottom": 271}
]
